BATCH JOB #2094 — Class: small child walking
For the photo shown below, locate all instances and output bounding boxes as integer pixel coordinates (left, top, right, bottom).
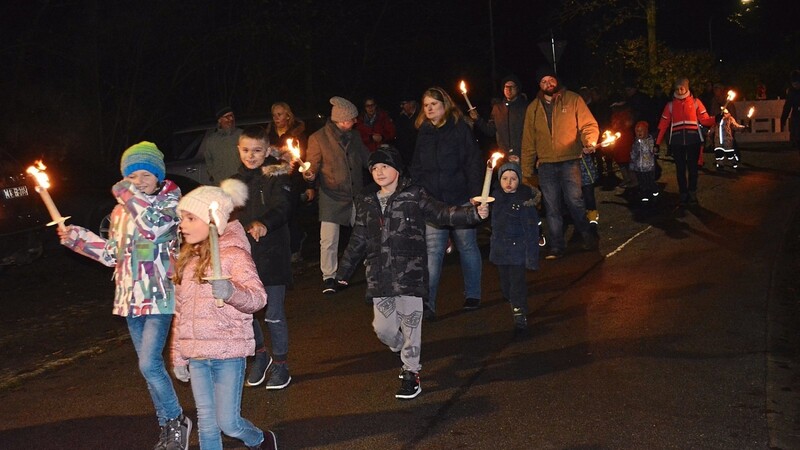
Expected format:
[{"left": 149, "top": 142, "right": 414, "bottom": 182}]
[
  {"left": 712, "top": 108, "right": 746, "bottom": 170},
  {"left": 171, "top": 180, "right": 277, "bottom": 450},
  {"left": 58, "top": 141, "right": 191, "bottom": 450},
  {"left": 335, "top": 146, "right": 489, "bottom": 400},
  {"left": 490, "top": 162, "right": 541, "bottom": 339},
  {"left": 630, "top": 121, "right": 659, "bottom": 205}
]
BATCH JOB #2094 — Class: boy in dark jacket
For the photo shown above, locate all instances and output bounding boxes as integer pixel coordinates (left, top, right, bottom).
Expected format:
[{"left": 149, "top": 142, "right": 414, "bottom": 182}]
[
  {"left": 336, "top": 145, "right": 489, "bottom": 400},
  {"left": 490, "top": 162, "right": 541, "bottom": 339}
]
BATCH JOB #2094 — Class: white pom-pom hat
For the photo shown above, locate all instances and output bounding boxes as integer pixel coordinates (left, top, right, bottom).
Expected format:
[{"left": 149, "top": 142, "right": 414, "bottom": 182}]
[{"left": 178, "top": 179, "right": 248, "bottom": 234}]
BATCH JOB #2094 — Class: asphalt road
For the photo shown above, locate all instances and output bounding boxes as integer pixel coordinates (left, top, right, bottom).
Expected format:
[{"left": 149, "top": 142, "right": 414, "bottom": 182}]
[{"left": 1, "top": 144, "right": 799, "bottom": 450}]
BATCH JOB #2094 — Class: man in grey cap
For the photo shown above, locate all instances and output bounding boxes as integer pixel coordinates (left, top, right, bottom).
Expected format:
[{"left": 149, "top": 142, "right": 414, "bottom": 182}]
[
  {"left": 304, "top": 96, "right": 371, "bottom": 294},
  {"left": 470, "top": 74, "right": 529, "bottom": 164},
  {"left": 201, "top": 106, "right": 243, "bottom": 184}
]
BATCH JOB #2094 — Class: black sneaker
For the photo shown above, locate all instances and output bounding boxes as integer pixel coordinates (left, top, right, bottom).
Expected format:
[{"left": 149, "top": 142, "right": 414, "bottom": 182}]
[
  {"left": 246, "top": 352, "right": 272, "bottom": 387},
  {"left": 396, "top": 370, "right": 421, "bottom": 400},
  {"left": 322, "top": 278, "right": 337, "bottom": 295},
  {"left": 265, "top": 363, "right": 292, "bottom": 390},
  {"left": 463, "top": 298, "right": 480, "bottom": 310},
  {"left": 163, "top": 414, "right": 191, "bottom": 450},
  {"left": 248, "top": 430, "right": 278, "bottom": 450}
]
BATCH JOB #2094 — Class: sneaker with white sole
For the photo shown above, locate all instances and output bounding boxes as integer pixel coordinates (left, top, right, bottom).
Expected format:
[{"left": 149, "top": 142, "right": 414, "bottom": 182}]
[
  {"left": 246, "top": 352, "right": 272, "bottom": 387},
  {"left": 396, "top": 369, "right": 421, "bottom": 399},
  {"left": 265, "top": 363, "right": 291, "bottom": 390},
  {"left": 162, "top": 414, "right": 191, "bottom": 450}
]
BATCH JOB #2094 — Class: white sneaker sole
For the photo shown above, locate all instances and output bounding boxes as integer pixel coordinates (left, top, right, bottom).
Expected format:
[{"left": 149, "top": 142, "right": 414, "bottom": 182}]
[
  {"left": 245, "top": 356, "right": 273, "bottom": 387},
  {"left": 265, "top": 375, "right": 292, "bottom": 390}
]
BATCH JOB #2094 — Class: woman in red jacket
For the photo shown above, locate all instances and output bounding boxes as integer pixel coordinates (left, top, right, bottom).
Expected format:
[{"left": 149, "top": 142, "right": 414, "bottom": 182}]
[{"left": 656, "top": 77, "right": 716, "bottom": 206}]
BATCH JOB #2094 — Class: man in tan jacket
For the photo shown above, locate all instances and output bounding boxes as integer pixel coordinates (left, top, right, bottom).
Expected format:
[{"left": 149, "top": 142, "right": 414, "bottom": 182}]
[{"left": 521, "top": 67, "right": 600, "bottom": 259}]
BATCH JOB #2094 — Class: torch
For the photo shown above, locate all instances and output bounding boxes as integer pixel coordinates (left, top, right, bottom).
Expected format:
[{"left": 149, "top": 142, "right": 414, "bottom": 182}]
[
  {"left": 26, "top": 161, "right": 70, "bottom": 231},
  {"left": 203, "top": 201, "right": 230, "bottom": 308},
  {"left": 723, "top": 90, "right": 736, "bottom": 110},
  {"left": 473, "top": 151, "right": 504, "bottom": 205},
  {"left": 596, "top": 130, "right": 622, "bottom": 148},
  {"left": 286, "top": 138, "right": 310, "bottom": 173},
  {"left": 459, "top": 81, "right": 476, "bottom": 111}
]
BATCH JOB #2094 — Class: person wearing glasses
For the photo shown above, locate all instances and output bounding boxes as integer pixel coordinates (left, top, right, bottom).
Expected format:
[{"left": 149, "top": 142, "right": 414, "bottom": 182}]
[
  {"left": 469, "top": 75, "right": 529, "bottom": 165},
  {"left": 356, "top": 97, "right": 396, "bottom": 153}
]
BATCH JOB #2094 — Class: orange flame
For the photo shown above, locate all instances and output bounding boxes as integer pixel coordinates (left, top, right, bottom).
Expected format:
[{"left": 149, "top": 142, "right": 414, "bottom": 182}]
[
  {"left": 747, "top": 106, "right": 755, "bottom": 118},
  {"left": 286, "top": 138, "right": 301, "bottom": 160},
  {"left": 26, "top": 160, "right": 51, "bottom": 189},
  {"left": 598, "top": 130, "right": 621, "bottom": 148},
  {"left": 459, "top": 81, "right": 468, "bottom": 94},
  {"left": 726, "top": 90, "right": 736, "bottom": 102},
  {"left": 489, "top": 151, "right": 503, "bottom": 168}
]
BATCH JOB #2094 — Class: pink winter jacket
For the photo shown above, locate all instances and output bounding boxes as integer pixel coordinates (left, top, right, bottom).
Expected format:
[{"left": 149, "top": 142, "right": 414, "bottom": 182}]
[{"left": 171, "top": 220, "right": 267, "bottom": 368}]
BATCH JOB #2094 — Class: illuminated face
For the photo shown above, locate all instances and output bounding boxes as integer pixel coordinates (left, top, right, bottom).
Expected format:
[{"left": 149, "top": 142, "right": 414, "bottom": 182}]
[
  {"left": 179, "top": 210, "right": 210, "bottom": 244},
  {"left": 364, "top": 100, "right": 377, "bottom": 116},
  {"left": 539, "top": 76, "right": 558, "bottom": 96},
  {"left": 218, "top": 112, "right": 235, "bottom": 131},
  {"left": 238, "top": 137, "right": 268, "bottom": 169},
  {"left": 503, "top": 82, "right": 519, "bottom": 101},
  {"left": 335, "top": 118, "right": 356, "bottom": 131},
  {"left": 371, "top": 163, "right": 399, "bottom": 191},
  {"left": 423, "top": 96, "right": 445, "bottom": 124},
  {"left": 125, "top": 169, "right": 159, "bottom": 195},
  {"left": 635, "top": 125, "right": 649, "bottom": 139},
  {"left": 272, "top": 106, "right": 289, "bottom": 128},
  {"left": 675, "top": 80, "right": 690, "bottom": 97},
  {"left": 499, "top": 170, "right": 519, "bottom": 194}
]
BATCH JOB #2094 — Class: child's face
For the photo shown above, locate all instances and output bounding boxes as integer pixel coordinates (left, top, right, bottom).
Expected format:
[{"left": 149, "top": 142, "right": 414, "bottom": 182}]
[
  {"left": 635, "top": 126, "right": 648, "bottom": 139},
  {"left": 370, "top": 163, "right": 399, "bottom": 191},
  {"left": 178, "top": 210, "right": 210, "bottom": 244},
  {"left": 126, "top": 169, "right": 159, "bottom": 195},
  {"left": 238, "top": 137, "right": 268, "bottom": 169},
  {"left": 500, "top": 170, "right": 519, "bottom": 193}
]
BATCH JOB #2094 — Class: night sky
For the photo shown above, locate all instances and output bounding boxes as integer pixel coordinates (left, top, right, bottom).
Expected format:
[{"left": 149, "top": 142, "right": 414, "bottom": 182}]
[{"left": 1, "top": 0, "right": 796, "bottom": 163}]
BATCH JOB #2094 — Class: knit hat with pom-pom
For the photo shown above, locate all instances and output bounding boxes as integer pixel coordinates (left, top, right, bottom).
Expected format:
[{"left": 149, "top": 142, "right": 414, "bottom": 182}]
[{"left": 177, "top": 179, "right": 248, "bottom": 234}]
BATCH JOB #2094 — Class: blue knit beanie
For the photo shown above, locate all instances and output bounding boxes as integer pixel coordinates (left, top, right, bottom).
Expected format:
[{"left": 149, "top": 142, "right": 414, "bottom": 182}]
[
  {"left": 120, "top": 141, "right": 166, "bottom": 182},
  {"left": 497, "top": 162, "right": 522, "bottom": 181}
]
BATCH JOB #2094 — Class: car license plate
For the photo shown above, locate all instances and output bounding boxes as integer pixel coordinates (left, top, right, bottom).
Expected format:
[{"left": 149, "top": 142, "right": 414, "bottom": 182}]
[{"left": 3, "top": 186, "right": 29, "bottom": 200}]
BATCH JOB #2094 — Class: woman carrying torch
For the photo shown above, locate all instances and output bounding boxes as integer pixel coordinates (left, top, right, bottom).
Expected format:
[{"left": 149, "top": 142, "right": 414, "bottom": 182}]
[{"left": 57, "top": 142, "right": 192, "bottom": 450}]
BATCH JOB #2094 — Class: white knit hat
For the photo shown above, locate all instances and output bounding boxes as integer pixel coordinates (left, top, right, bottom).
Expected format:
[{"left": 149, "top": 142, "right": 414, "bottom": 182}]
[
  {"left": 177, "top": 179, "right": 248, "bottom": 234},
  {"left": 330, "top": 96, "right": 358, "bottom": 122}
]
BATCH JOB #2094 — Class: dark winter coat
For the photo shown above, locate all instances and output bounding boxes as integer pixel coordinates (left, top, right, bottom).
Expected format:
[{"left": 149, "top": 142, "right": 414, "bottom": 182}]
[
  {"left": 231, "top": 156, "right": 293, "bottom": 286},
  {"left": 474, "top": 95, "right": 529, "bottom": 161},
  {"left": 306, "top": 121, "right": 371, "bottom": 225},
  {"left": 338, "top": 178, "right": 482, "bottom": 299},
  {"left": 411, "top": 118, "right": 482, "bottom": 206},
  {"left": 489, "top": 184, "right": 540, "bottom": 270}
]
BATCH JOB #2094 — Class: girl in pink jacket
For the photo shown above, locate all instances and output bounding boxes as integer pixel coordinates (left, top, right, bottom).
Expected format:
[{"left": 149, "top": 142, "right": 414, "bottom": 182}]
[{"left": 170, "top": 179, "right": 276, "bottom": 450}]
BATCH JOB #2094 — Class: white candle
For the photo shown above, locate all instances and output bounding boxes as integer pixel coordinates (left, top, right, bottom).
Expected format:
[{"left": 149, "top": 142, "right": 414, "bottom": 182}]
[
  {"left": 208, "top": 201, "right": 224, "bottom": 307},
  {"left": 479, "top": 152, "right": 504, "bottom": 203},
  {"left": 459, "top": 81, "right": 475, "bottom": 110},
  {"left": 26, "top": 161, "right": 68, "bottom": 231}
]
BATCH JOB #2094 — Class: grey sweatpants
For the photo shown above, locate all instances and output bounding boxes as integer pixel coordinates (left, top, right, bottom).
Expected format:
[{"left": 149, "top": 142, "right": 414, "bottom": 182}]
[{"left": 372, "top": 295, "right": 423, "bottom": 373}]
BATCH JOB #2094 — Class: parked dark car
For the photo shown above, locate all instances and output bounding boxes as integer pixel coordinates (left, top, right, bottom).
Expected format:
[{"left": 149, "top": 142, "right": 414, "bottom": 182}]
[
  {"left": 0, "top": 150, "right": 48, "bottom": 269},
  {"left": 165, "top": 115, "right": 327, "bottom": 191}
]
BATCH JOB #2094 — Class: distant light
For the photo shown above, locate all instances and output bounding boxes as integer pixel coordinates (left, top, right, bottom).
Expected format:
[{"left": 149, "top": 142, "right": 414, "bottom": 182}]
[{"left": 741, "top": 0, "right": 753, "bottom": 3}]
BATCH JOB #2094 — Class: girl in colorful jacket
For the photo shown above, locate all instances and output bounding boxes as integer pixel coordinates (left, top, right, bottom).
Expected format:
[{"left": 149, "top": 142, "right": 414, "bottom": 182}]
[
  {"left": 170, "top": 180, "right": 276, "bottom": 450},
  {"left": 58, "top": 142, "right": 192, "bottom": 450}
]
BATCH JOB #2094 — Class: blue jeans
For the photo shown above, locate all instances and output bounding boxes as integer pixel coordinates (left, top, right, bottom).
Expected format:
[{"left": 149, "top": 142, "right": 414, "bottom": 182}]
[
  {"left": 126, "top": 313, "right": 182, "bottom": 426},
  {"left": 253, "top": 284, "right": 288, "bottom": 361},
  {"left": 189, "top": 358, "right": 264, "bottom": 450},
  {"left": 538, "top": 160, "right": 591, "bottom": 253},
  {"left": 425, "top": 220, "right": 482, "bottom": 313}
]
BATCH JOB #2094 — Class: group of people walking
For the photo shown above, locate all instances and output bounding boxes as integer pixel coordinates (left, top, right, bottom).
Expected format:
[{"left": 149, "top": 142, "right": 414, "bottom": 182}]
[{"left": 54, "top": 65, "right": 777, "bottom": 449}]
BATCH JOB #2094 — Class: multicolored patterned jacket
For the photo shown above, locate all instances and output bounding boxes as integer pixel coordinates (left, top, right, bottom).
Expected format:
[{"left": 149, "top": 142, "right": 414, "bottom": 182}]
[{"left": 60, "top": 179, "right": 181, "bottom": 317}]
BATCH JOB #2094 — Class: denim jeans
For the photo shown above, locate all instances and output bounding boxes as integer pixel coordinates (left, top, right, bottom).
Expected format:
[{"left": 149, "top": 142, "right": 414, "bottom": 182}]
[
  {"left": 538, "top": 160, "right": 591, "bottom": 253},
  {"left": 425, "top": 219, "right": 482, "bottom": 313},
  {"left": 189, "top": 358, "right": 264, "bottom": 450},
  {"left": 126, "top": 313, "right": 182, "bottom": 426},
  {"left": 253, "top": 284, "right": 288, "bottom": 361}
]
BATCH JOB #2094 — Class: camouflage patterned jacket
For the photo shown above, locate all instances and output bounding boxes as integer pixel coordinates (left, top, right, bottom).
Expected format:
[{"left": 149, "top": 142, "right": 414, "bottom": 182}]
[{"left": 338, "top": 178, "right": 482, "bottom": 299}]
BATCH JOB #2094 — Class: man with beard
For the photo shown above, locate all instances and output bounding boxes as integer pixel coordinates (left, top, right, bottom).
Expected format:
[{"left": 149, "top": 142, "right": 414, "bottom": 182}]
[
  {"left": 201, "top": 106, "right": 243, "bottom": 185},
  {"left": 521, "top": 67, "right": 600, "bottom": 260}
]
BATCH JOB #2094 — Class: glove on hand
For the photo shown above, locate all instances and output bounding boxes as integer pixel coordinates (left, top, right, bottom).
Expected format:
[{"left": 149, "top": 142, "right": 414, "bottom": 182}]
[
  {"left": 173, "top": 365, "right": 190, "bottom": 382},
  {"left": 210, "top": 279, "right": 234, "bottom": 301}
]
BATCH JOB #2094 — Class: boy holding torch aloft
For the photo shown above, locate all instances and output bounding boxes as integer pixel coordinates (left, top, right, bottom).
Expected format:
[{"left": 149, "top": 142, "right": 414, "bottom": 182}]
[{"left": 57, "top": 142, "right": 192, "bottom": 450}]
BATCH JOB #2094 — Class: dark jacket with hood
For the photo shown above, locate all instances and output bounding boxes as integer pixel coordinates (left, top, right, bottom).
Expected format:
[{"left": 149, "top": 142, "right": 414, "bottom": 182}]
[
  {"left": 337, "top": 177, "right": 482, "bottom": 299},
  {"left": 489, "top": 164, "right": 540, "bottom": 270},
  {"left": 231, "top": 149, "right": 293, "bottom": 286}
]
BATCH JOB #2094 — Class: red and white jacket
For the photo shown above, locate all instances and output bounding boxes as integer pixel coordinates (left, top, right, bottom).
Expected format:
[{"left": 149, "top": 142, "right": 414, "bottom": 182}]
[{"left": 656, "top": 95, "right": 715, "bottom": 146}]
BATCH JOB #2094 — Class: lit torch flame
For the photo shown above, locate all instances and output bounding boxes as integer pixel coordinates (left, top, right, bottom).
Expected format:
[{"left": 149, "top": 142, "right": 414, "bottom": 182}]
[
  {"left": 489, "top": 151, "right": 503, "bottom": 168},
  {"left": 26, "top": 161, "right": 51, "bottom": 189},
  {"left": 286, "top": 138, "right": 310, "bottom": 173},
  {"left": 747, "top": 106, "right": 755, "bottom": 118},
  {"left": 26, "top": 160, "right": 69, "bottom": 231},
  {"left": 598, "top": 130, "right": 621, "bottom": 148},
  {"left": 726, "top": 90, "right": 736, "bottom": 102},
  {"left": 459, "top": 81, "right": 467, "bottom": 95}
]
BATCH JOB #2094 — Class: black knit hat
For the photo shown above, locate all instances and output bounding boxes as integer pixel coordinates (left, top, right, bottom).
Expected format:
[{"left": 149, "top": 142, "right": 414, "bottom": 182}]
[
  {"left": 215, "top": 106, "right": 233, "bottom": 119},
  {"left": 534, "top": 65, "right": 557, "bottom": 84},
  {"left": 369, "top": 145, "right": 403, "bottom": 174},
  {"left": 501, "top": 74, "right": 522, "bottom": 88}
]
